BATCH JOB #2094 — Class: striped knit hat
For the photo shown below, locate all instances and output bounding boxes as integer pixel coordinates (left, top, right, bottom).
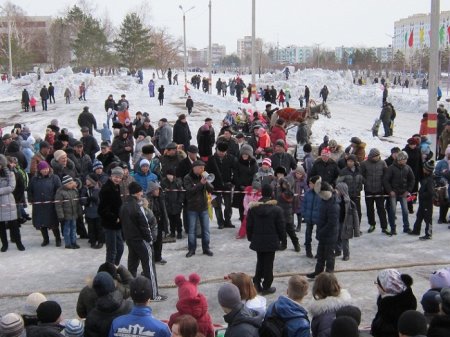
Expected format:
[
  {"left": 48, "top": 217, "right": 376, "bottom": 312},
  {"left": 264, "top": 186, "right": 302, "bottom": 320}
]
[
  {"left": 61, "top": 175, "right": 74, "bottom": 185},
  {"left": 63, "top": 319, "right": 84, "bottom": 337},
  {"left": 0, "top": 313, "right": 25, "bottom": 337}
]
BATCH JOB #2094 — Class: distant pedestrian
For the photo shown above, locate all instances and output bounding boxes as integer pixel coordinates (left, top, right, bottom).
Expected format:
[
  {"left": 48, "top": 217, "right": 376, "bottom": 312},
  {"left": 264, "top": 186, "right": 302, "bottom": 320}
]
[
  {"left": 48, "top": 82, "right": 55, "bottom": 103},
  {"left": 40, "top": 85, "right": 49, "bottom": 111},
  {"left": 64, "top": 88, "right": 71, "bottom": 104},
  {"left": 186, "top": 95, "right": 194, "bottom": 115},
  {"left": 79, "top": 82, "right": 86, "bottom": 101},
  {"left": 158, "top": 85, "right": 164, "bottom": 106}
]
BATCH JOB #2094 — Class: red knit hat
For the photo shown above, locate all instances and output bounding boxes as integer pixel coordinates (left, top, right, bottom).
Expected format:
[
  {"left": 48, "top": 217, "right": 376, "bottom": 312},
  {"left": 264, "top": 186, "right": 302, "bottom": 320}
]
[
  {"left": 321, "top": 147, "right": 331, "bottom": 156},
  {"left": 174, "top": 273, "right": 200, "bottom": 300}
]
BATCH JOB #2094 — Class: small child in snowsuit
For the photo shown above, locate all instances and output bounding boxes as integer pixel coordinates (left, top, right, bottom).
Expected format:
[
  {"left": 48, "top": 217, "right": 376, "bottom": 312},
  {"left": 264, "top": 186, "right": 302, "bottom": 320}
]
[
  {"left": 186, "top": 96, "right": 194, "bottom": 115},
  {"left": 160, "top": 168, "right": 184, "bottom": 239},
  {"left": 301, "top": 175, "right": 322, "bottom": 258},
  {"left": 80, "top": 173, "right": 104, "bottom": 249},
  {"left": 410, "top": 160, "right": 435, "bottom": 240},
  {"left": 55, "top": 175, "right": 82, "bottom": 249},
  {"left": 95, "top": 122, "right": 112, "bottom": 143}
]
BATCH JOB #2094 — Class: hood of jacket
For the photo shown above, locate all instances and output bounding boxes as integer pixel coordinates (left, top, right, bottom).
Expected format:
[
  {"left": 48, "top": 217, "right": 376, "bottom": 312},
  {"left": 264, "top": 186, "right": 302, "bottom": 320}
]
[
  {"left": 313, "top": 177, "right": 333, "bottom": 201},
  {"left": 224, "top": 303, "right": 263, "bottom": 328},
  {"left": 248, "top": 199, "right": 277, "bottom": 213},
  {"left": 273, "top": 295, "right": 309, "bottom": 320},
  {"left": 308, "top": 289, "right": 352, "bottom": 317},
  {"left": 176, "top": 294, "right": 209, "bottom": 319},
  {"left": 96, "top": 289, "right": 125, "bottom": 313}
]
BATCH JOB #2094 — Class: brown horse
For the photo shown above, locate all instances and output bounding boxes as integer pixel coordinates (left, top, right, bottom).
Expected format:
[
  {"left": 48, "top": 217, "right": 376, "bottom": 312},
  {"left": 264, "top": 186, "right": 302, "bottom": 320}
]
[{"left": 270, "top": 102, "right": 331, "bottom": 128}]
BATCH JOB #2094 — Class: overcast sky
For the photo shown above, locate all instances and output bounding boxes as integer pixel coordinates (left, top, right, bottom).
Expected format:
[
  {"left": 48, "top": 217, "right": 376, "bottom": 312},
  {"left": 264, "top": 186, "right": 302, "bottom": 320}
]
[{"left": 9, "top": 0, "right": 450, "bottom": 53}]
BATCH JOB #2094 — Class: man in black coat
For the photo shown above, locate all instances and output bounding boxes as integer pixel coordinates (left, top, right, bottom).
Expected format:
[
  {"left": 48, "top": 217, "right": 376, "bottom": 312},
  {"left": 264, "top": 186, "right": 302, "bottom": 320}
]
[
  {"left": 104, "top": 94, "right": 116, "bottom": 112},
  {"left": 121, "top": 182, "right": 164, "bottom": 300},
  {"left": 48, "top": 82, "right": 55, "bottom": 103},
  {"left": 21, "top": 89, "right": 30, "bottom": 111},
  {"left": 26, "top": 301, "right": 65, "bottom": 337},
  {"left": 78, "top": 106, "right": 98, "bottom": 135},
  {"left": 98, "top": 167, "right": 124, "bottom": 265},
  {"left": 247, "top": 184, "right": 286, "bottom": 294},
  {"left": 197, "top": 118, "right": 215, "bottom": 159},
  {"left": 97, "top": 141, "right": 120, "bottom": 170},
  {"left": 216, "top": 128, "right": 239, "bottom": 158},
  {"left": 80, "top": 127, "right": 100, "bottom": 161},
  {"left": 206, "top": 142, "right": 237, "bottom": 229},
  {"left": 172, "top": 114, "right": 192, "bottom": 151},
  {"left": 269, "top": 140, "right": 297, "bottom": 175},
  {"left": 309, "top": 148, "right": 340, "bottom": 186},
  {"left": 306, "top": 179, "right": 340, "bottom": 279},
  {"left": 304, "top": 85, "right": 310, "bottom": 106},
  {"left": 39, "top": 85, "right": 49, "bottom": 111},
  {"left": 403, "top": 137, "right": 423, "bottom": 214}
]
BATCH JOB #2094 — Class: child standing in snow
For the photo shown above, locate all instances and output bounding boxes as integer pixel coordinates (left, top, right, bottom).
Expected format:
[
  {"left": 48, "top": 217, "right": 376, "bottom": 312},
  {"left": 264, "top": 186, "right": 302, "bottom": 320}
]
[
  {"left": 30, "top": 96, "right": 37, "bottom": 112},
  {"left": 237, "top": 182, "right": 261, "bottom": 239},
  {"left": 186, "top": 96, "right": 194, "bottom": 115},
  {"left": 55, "top": 175, "right": 82, "bottom": 249}
]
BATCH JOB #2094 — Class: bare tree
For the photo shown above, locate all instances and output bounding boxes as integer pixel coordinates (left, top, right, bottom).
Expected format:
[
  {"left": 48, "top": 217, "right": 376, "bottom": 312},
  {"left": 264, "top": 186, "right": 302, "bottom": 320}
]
[{"left": 150, "top": 27, "right": 182, "bottom": 78}]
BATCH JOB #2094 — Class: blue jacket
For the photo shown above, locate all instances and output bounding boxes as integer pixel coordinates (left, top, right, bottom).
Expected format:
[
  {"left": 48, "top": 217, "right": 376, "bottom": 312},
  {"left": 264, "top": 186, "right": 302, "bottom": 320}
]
[
  {"left": 316, "top": 192, "right": 340, "bottom": 244},
  {"left": 301, "top": 189, "right": 321, "bottom": 224},
  {"left": 266, "top": 296, "right": 310, "bottom": 337},
  {"left": 134, "top": 171, "right": 158, "bottom": 193},
  {"left": 109, "top": 306, "right": 170, "bottom": 337},
  {"left": 95, "top": 123, "right": 112, "bottom": 142}
]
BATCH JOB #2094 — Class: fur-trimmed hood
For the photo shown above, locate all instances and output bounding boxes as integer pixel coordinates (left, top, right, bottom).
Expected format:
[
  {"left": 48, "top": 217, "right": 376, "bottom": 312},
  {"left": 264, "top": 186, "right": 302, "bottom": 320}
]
[
  {"left": 313, "top": 177, "right": 333, "bottom": 200},
  {"left": 248, "top": 199, "right": 277, "bottom": 209},
  {"left": 308, "top": 289, "right": 352, "bottom": 317}
]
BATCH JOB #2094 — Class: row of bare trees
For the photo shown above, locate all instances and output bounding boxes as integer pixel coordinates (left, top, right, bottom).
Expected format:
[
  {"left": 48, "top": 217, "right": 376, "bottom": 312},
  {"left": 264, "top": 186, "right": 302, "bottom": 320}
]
[{"left": 0, "top": 1, "right": 182, "bottom": 76}]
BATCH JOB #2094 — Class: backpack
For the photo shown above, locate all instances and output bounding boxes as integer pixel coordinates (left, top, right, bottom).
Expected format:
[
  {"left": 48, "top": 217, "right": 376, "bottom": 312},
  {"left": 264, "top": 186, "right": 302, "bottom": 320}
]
[{"left": 259, "top": 305, "right": 286, "bottom": 337}]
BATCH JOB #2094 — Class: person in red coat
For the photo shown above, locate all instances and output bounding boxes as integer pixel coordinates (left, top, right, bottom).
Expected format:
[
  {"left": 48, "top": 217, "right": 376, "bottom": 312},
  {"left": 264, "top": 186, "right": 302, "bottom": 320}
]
[
  {"left": 419, "top": 113, "right": 428, "bottom": 136},
  {"left": 256, "top": 127, "right": 271, "bottom": 156},
  {"left": 168, "top": 273, "right": 214, "bottom": 337},
  {"left": 270, "top": 118, "right": 288, "bottom": 150}
]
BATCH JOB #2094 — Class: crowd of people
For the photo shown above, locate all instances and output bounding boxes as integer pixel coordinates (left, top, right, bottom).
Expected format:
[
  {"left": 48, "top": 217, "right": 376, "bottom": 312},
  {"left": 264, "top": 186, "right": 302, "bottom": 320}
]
[
  {"left": 3, "top": 75, "right": 450, "bottom": 337},
  {"left": 2, "top": 267, "right": 450, "bottom": 337}
]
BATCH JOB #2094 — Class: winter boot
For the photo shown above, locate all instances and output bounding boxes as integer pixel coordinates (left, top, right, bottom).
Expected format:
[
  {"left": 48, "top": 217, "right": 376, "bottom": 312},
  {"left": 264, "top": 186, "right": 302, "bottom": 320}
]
[
  {"left": 52, "top": 227, "right": 62, "bottom": 247},
  {"left": 40, "top": 228, "right": 50, "bottom": 247},
  {"left": 279, "top": 241, "right": 287, "bottom": 251},
  {"left": 293, "top": 242, "right": 301, "bottom": 252}
]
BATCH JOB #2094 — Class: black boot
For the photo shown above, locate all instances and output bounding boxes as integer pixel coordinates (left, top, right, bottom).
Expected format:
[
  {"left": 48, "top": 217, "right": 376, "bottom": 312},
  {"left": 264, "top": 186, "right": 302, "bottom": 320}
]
[
  {"left": 52, "top": 227, "right": 62, "bottom": 247},
  {"left": 0, "top": 222, "right": 8, "bottom": 252},
  {"left": 40, "top": 228, "right": 50, "bottom": 246}
]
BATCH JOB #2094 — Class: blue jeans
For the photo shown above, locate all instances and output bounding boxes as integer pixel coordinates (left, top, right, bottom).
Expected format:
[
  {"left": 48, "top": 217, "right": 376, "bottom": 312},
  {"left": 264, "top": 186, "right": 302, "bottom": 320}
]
[
  {"left": 187, "top": 210, "right": 210, "bottom": 252},
  {"left": 104, "top": 229, "right": 124, "bottom": 265},
  {"left": 63, "top": 219, "right": 76, "bottom": 246},
  {"left": 388, "top": 196, "right": 410, "bottom": 231}
]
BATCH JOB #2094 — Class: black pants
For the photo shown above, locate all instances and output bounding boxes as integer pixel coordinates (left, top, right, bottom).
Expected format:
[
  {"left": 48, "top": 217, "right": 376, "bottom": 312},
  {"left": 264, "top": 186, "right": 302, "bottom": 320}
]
[
  {"left": 365, "top": 194, "right": 388, "bottom": 229},
  {"left": 314, "top": 243, "right": 335, "bottom": 274},
  {"left": 413, "top": 202, "right": 433, "bottom": 236},
  {"left": 76, "top": 216, "right": 88, "bottom": 238},
  {"left": 350, "top": 195, "right": 362, "bottom": 224},
  {"left": 0, "top": 221, "right": 22, "bottom": 249},
  {"left": 281, "top": 222, "right": 299, "bottom": 247},
  {"left": 168, "top": 213, "right": 182, "bottom": 235},
  {"left": 439, "top": 201, "right": 448, "bottom": 222},
  {"left": 49, "top": 94, "right": 55, "bottom": 103},
  {"left": 126, "top": 240, "right": 159, "bottom": 299},
  {"left": 41, "top": 99, "right": 47, "bottom": 111},
  {"left": 153, "top": 224, "right": 163, "bottom": 262},
  {"left": 86, "top": 217, "right": 104, "bottom": 244},
  {"left": 253, "top": 251, "right": 275, "bottom": 290},
  {"left": 40, "top": 227, "right": 61, "bottom": 243},
  {"left": 187, "top": 107, "right": 192, "bottom": 115},
  {"left": 213, "top": 192, "right": 232, "bottom": 227}
]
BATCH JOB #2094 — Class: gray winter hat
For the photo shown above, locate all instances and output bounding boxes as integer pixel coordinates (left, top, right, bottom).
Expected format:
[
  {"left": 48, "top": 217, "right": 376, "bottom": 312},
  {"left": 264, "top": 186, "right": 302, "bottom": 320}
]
[
  {"left": 111, "top": 167, "right": 124, "bottom": 177},
  {"left": 218, "top": 283, "right": 241, "bottom": 309},
  {"left": 396, "top": 151, "right": 408, "bottom": 161},
  {"left": 368, "top": 148, "right": 381, "bottom": 158}
]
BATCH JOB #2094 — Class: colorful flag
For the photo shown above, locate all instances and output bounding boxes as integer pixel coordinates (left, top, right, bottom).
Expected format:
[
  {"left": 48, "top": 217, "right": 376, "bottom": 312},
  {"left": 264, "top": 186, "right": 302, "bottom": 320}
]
[
  {"left": 440, "top": 25, "right": 445, "bottom": 45},
  {"left": 419, "top": 27, "right": 425, "bottom": 45},
  {"left": 408, "top": 29, "right": 414, "bottom": 48}
]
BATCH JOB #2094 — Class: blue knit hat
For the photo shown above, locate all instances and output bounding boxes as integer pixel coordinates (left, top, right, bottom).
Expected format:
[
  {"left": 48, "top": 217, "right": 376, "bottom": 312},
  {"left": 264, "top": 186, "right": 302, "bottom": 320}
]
[
  {"left": 63, "top": 319, "right": 84, "bottom": 337},
  {"left": 92, "top": 160, "right": 103, "bottom": 171}
]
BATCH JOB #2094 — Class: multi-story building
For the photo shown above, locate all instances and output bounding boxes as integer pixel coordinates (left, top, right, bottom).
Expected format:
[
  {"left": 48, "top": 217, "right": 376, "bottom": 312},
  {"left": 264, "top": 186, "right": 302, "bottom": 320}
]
[
  {"left": 187, "top": 43, "right": 226, "bottom": 66},
  {"left": 335, "top": 46, "right": 392, "bottom": 63},
  {"left": 237, "top": 36, "right": 263, "bottom": 61},
  {"left": 275, "top": 45, "right": 314, "bottom": 64},
  {"left": 393, "top": 11, "right": 450, "bottom": 56}
]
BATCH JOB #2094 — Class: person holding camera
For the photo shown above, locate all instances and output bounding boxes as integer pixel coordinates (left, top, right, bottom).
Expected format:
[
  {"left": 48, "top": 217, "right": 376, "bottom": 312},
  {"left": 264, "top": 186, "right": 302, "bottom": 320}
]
[{"left": 183, "top": 160, "right": 214, "bottom": 258}]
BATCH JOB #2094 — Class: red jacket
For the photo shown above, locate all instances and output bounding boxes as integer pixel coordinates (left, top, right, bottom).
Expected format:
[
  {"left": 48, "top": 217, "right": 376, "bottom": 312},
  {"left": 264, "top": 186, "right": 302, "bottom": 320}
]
[
  {"left": 270, "top": 124, "right": 287, "bottom": 149},
  {"left": 168, "top": 294, "right": 214, "bottom": 337},
  {"left": 419, "top": 118, "right": 428, "bottom": 135}
]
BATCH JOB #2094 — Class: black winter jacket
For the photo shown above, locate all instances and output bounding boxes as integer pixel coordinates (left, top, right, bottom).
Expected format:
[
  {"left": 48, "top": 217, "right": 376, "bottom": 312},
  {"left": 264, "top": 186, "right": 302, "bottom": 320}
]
[
  {"left": 270, "top": 152, "right": 297, "bottom": 174},
  {"left": 383, "top": 162, "right": 415, "bottom": 195},
  {"left": 120, "top": 195, "right": 152, "bottom": 242},
  {"left": 360, "top": 158, "right": 387, "bottom": 194},
  {"left": 27, "top": 322, "right": 64, "bottom": 337},
  {"left": 81, "top": 135, "right": 100, "bottom": 159},
  {"left": 183, "top": 172, "right": 214, "bottom": 212},
  {"left": 428, "top": 314, "right": 450, "bottom": 337},
  {"left": 247, "top": 198, "right": 286, "bottom": 252},
  {"left": 235, "top": 157, "right": 258, "bottom": 189},
  {"left": 173, "top": 120, "right": 192, "bottom": 149},
  {"left": 177, "top": 157, "right": 197, "bottom": 179},
  {"left": 197, "top": 125, "right": 215, "bottom": 157},
  {"left": 84, "top": 290, "right": 133, "bottom": 337},
  {"left": 316, "top": 192, "right": 340, "bottom": 244},
  {"left": 223, "top": 304, "right": 263, "bottom": 337},
  {"left": 98, "top": 179, "right": 122, "bottom": 230},
  {"left": 206, "top": 153, "right": 237, "bottom": 190},
  {"left": 310, "top": 158, "right": 340, "bottom": 186},
  {"left": 160, "top": 177, "right": 184, "bottom": 215},
  {"left": 78, "top": 111, "right": 97, "bottom": 134}
]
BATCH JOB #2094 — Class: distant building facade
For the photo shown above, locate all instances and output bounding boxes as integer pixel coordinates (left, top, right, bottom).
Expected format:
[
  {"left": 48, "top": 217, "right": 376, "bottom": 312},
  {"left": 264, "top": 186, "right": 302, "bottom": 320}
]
[{"left": 274, "top": 45, "right": 314, "bottom": 64}]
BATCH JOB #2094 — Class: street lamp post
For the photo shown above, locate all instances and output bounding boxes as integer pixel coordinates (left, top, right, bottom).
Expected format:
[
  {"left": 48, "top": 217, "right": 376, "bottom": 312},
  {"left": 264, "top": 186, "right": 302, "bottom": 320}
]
[
  {"left": 179, "top": 5, "right": 195, "bottom": 86},
  {"left": 251, "top": 0, "right": 256, "bottom": 107},
  {"left": 208, "top": 0, "right": 212, "bottom": 94},
  {"left": 385, "top": 33, "right": 402, "bottom": 77},
  {"left": 429, "top": 0, "right": 440, "bottom": 159},
  {"left": 7, "top": 19, "right": 12, "bottom": 82}
]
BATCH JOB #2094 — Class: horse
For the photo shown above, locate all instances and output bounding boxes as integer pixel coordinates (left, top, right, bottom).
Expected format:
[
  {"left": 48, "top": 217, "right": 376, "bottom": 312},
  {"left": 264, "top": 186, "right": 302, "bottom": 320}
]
[{"left": 270, "top": 100, "right": 331, "bottom": 130}]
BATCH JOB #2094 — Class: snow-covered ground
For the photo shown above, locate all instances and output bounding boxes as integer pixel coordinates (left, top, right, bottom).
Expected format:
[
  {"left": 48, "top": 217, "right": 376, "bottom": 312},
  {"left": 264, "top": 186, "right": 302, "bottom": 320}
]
[{"left": 0, "top": 68, "right": 448, "bottom": 329}]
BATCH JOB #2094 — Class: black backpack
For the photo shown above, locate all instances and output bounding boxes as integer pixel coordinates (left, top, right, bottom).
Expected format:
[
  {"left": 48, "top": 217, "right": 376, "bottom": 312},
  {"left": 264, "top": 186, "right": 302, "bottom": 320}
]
[{"left": 259, "top": 304, "right": 286, "bottom": 337}]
